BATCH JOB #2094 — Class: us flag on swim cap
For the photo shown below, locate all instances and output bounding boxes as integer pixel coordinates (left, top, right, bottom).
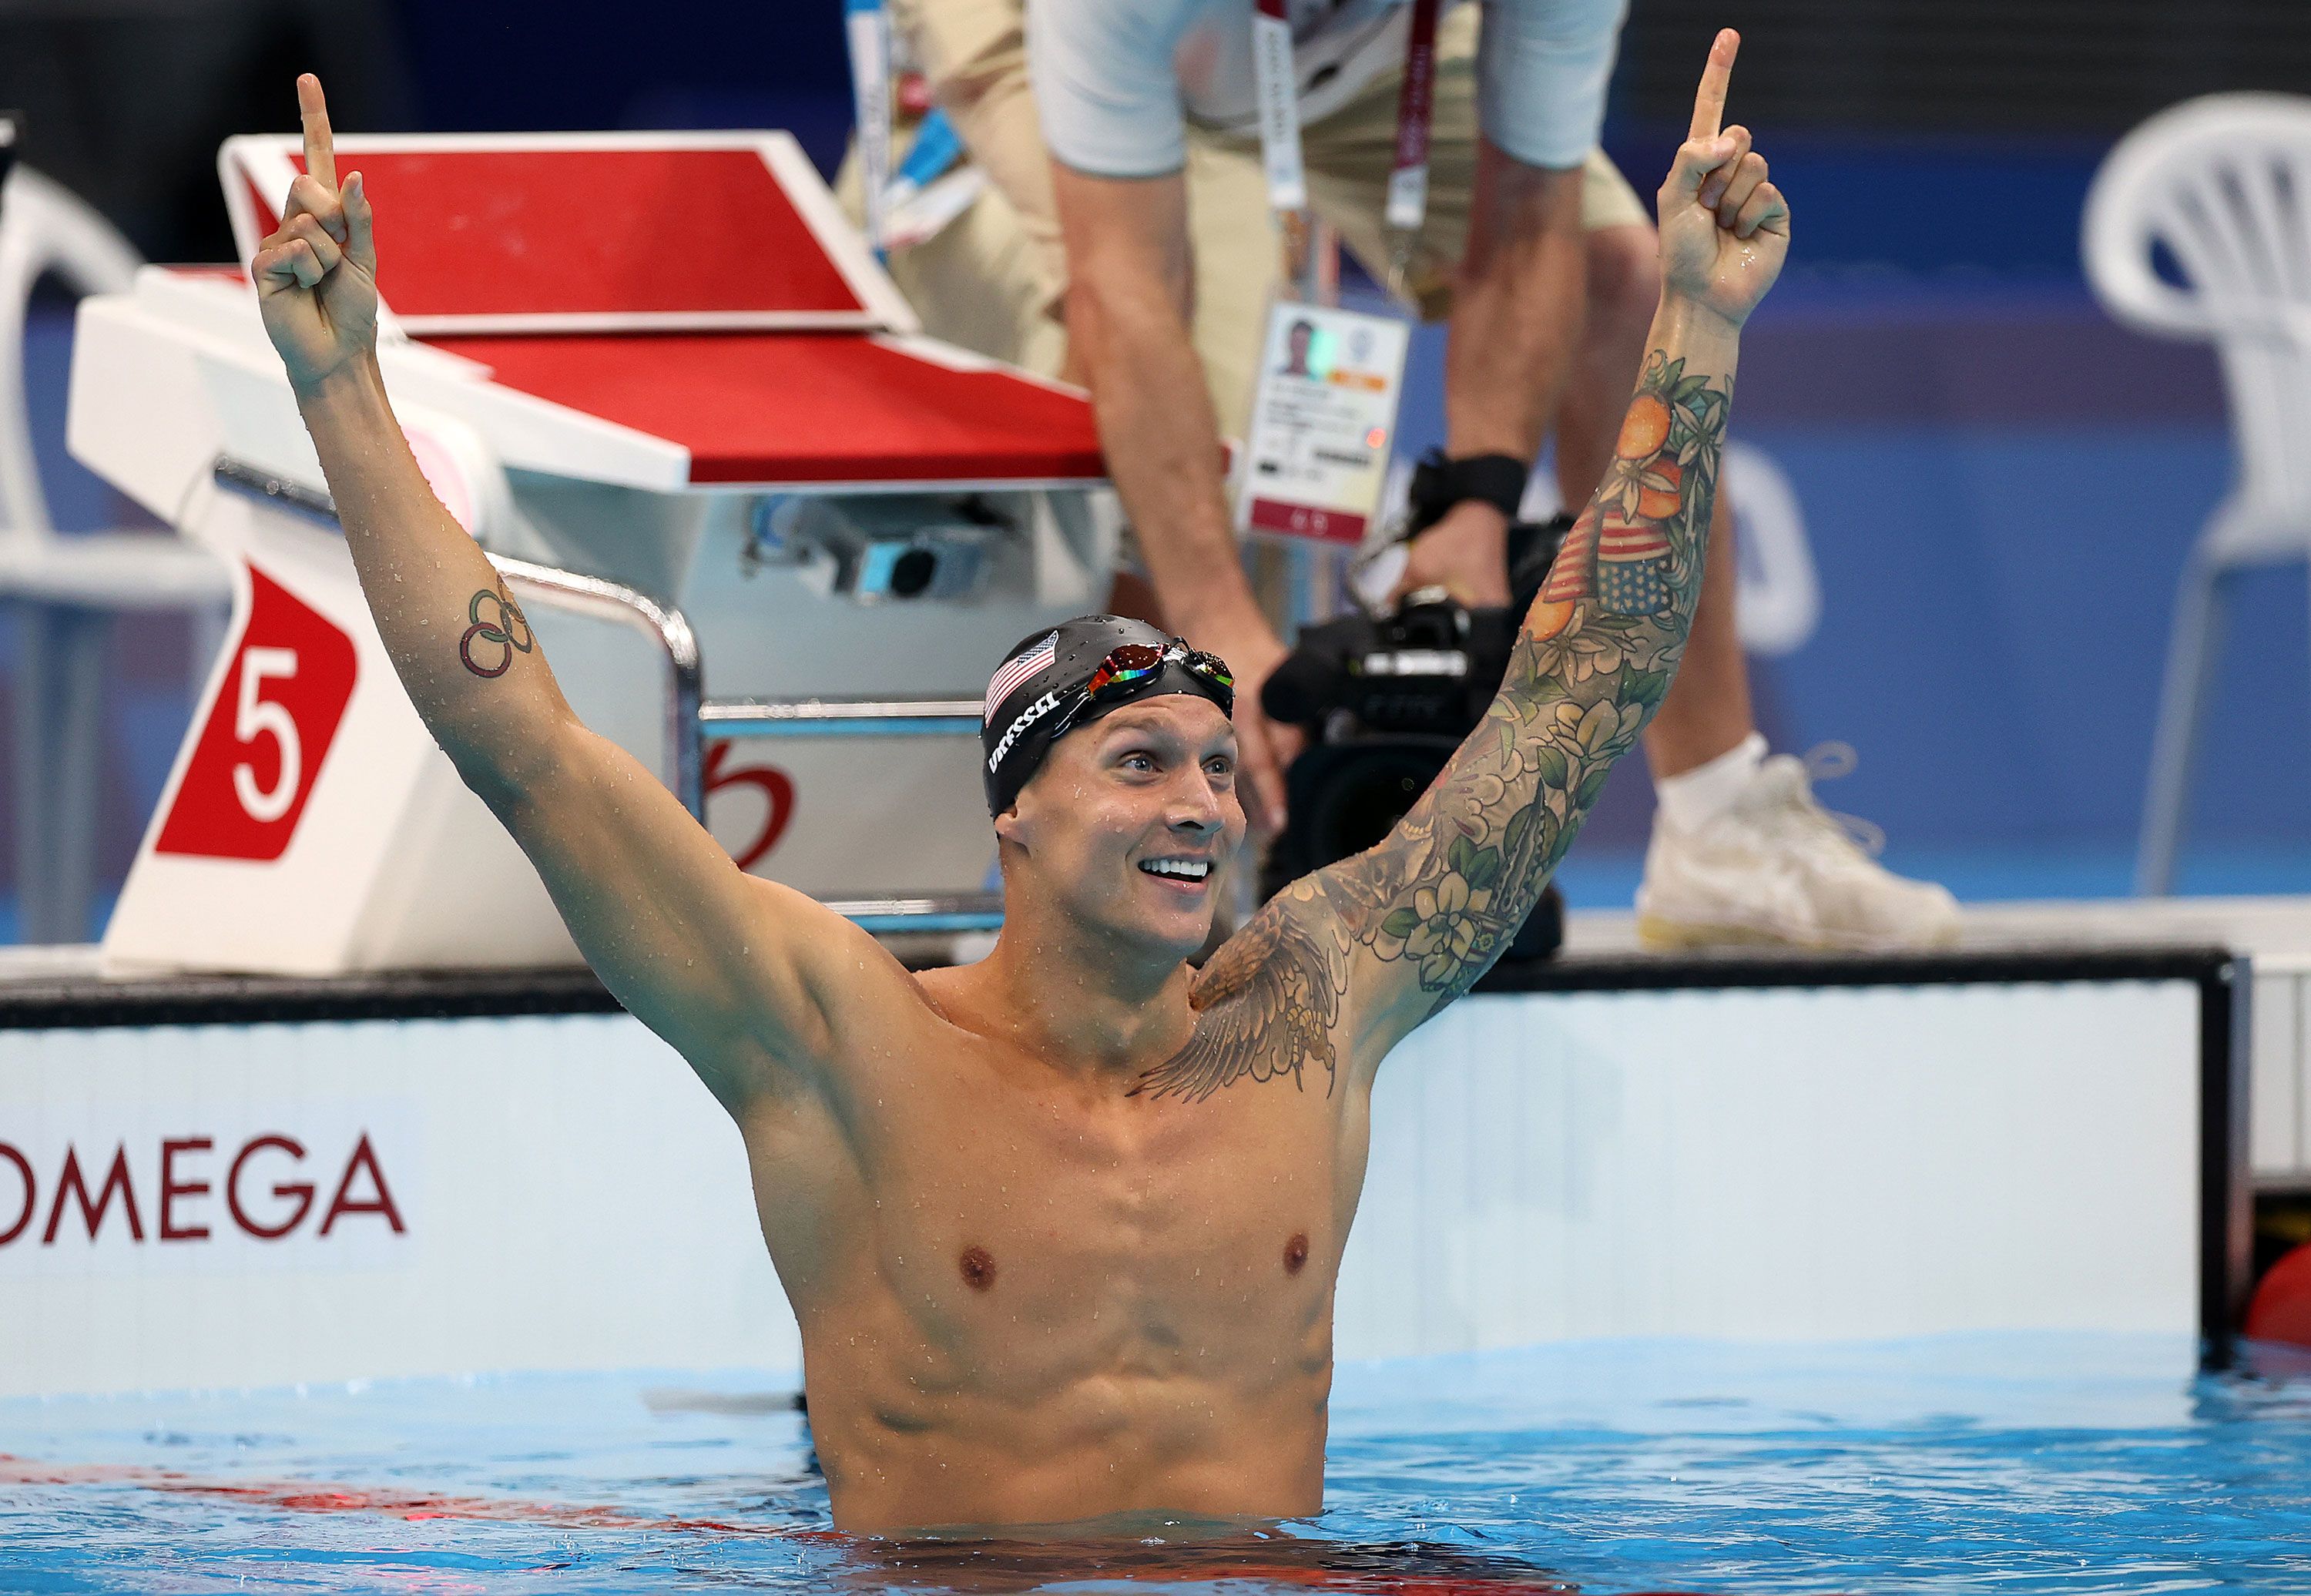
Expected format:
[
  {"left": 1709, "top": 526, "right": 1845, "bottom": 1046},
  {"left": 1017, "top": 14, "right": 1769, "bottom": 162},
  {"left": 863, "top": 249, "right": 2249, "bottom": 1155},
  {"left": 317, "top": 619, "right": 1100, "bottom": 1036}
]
[{"left": 984, "top": 631, "right": 1058, "bottom": 724}]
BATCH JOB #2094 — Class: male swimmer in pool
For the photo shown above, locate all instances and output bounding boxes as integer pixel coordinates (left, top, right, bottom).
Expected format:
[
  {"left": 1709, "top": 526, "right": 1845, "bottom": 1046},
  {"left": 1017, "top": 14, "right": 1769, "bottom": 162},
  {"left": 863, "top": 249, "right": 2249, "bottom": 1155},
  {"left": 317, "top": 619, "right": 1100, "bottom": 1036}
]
[{"left": 255, "top": 36, "right": 1783, "bottom": 1534}]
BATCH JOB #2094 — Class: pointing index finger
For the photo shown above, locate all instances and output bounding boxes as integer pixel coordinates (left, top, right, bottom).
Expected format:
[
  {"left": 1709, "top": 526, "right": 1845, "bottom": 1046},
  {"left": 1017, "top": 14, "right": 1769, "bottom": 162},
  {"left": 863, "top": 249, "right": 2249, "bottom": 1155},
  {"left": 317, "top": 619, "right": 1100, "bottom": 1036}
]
[
  {"left": 297, "top": 73, "right": 337, "bottom": 191},
  {"left": 1687, "top": 28, "right": 1739, "bottom": 143}
]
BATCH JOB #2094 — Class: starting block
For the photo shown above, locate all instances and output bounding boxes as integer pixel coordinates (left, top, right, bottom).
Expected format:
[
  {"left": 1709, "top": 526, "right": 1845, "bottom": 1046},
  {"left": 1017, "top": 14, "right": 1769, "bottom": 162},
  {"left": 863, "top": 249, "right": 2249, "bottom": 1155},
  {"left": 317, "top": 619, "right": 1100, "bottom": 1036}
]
[{"left": 69, "top": 133, "right": 1115, "bottom": 975}]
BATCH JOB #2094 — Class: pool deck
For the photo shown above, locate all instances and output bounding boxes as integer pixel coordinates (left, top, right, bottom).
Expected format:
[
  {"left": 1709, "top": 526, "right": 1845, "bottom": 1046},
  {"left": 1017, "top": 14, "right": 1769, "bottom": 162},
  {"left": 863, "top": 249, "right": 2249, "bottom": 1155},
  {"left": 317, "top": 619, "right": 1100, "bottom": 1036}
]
[{"left": 1566, "top": 893, "right": 2311, "bottom": 967}]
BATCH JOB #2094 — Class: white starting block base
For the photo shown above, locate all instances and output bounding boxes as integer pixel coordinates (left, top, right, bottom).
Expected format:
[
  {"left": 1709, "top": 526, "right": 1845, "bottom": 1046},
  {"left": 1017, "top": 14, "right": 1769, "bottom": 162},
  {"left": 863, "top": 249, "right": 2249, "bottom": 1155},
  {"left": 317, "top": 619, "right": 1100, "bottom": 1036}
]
[{"left": 0, "top": 917, "right": 2249, "bottom": 1399}]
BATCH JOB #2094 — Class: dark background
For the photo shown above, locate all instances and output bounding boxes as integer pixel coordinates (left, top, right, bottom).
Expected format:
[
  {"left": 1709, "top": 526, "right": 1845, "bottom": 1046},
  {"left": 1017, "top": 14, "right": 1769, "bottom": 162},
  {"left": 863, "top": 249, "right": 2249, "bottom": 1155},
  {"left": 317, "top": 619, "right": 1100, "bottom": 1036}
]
[
  {"left": 0, "top": 0, "right": 849, "bottom": 264},
  {"left": 6, "top": 0, "right": 2304, "bottom": 271},
  {"left": 1618, "top": 0, "right": 2309, "bottom": 133}
]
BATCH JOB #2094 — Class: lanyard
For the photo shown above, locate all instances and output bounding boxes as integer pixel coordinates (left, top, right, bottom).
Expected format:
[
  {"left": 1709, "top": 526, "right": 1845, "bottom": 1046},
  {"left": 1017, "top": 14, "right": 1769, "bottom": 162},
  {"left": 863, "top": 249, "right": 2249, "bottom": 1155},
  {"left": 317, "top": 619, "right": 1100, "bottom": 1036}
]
[
  {"left": 1250, "top": 0, "right": 1306, "bottom": 213},
  {"left": 1385, "top": 0, "right": 1441, "bottom": 236},
  {"left": 1251, "top": 0, "right": 1441, "bottom": 243},
  {"left": 844, "top": 0, "right": 892, "bottom": 250}
]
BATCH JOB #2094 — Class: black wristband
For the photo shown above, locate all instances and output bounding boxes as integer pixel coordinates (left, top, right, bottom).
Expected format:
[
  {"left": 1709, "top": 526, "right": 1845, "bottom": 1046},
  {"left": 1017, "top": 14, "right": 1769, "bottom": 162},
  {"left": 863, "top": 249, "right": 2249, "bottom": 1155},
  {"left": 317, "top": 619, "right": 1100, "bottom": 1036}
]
[{"left": 1404, "top": 449, "right": 1528, "bottom": 540}]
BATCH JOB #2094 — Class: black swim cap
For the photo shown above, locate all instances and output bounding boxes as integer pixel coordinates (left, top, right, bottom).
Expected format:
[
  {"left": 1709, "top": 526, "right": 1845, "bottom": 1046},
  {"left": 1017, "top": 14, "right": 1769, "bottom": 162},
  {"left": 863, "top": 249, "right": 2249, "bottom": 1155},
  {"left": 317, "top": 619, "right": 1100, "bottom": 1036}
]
[{"left": 981, "top": 615, "right": 1236, "bottom": 816}]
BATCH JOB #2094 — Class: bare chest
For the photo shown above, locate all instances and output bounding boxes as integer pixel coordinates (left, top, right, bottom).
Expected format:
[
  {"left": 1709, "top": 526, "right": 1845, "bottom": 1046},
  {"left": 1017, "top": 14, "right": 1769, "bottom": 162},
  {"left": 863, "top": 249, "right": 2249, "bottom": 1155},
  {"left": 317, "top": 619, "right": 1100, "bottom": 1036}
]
[{"left": 820, "top": 1057, "right": 1352, "bottom": 1390}]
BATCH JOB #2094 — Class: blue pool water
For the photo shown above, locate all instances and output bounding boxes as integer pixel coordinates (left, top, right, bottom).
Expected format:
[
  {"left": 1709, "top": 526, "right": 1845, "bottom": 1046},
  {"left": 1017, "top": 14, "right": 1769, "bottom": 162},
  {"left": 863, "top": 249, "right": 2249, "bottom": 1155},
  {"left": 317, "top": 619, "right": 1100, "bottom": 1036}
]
[{"left": 5, "top": 1333, "right": 2310, "bottom": 1593}]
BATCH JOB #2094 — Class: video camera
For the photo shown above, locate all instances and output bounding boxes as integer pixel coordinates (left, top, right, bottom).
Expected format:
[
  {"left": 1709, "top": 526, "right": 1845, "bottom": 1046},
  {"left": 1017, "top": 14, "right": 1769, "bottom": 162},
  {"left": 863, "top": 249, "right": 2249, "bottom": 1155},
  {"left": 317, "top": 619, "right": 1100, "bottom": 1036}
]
[{"left": 1259, "top": 517, "right": 1573, "bottom": 967}]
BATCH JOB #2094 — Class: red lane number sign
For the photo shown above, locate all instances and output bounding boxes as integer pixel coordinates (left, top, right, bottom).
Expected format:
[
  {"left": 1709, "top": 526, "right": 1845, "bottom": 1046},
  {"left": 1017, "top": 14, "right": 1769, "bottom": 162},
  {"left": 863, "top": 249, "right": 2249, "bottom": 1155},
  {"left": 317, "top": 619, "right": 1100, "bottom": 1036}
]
[{"left": 156, "top": 566, "right": 358, "bottom": 861}]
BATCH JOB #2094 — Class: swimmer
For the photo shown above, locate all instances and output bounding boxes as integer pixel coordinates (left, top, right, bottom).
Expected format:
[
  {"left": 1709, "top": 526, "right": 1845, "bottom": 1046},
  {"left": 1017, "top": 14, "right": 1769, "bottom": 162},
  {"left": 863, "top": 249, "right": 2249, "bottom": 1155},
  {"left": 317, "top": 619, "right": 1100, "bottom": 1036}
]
[{"left": 252, "top": 37, "right": 1783, "bottom": 1534}]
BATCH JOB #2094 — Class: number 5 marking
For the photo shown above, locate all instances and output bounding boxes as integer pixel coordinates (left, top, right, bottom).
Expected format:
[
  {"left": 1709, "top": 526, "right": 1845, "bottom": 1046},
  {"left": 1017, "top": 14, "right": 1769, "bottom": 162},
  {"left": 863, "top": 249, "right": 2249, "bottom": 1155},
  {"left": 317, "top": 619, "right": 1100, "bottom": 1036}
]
[{"left": 231, "top": 646, "right": 302, "bottom": 823}]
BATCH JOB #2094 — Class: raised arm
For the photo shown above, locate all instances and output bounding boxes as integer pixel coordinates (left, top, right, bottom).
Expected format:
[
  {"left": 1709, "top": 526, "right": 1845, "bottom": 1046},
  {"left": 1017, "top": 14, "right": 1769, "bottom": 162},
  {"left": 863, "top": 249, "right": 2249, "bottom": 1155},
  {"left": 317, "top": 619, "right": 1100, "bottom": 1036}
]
[
  {"left": 253, "top": 77, "right": 882, "bottom": 1109},
  {"left": 1337, "top": 30, "right": 1783, "bottom": 1054},
  {"left": 1132, "top": 32, "right": 1785, "bottom": 1103}
]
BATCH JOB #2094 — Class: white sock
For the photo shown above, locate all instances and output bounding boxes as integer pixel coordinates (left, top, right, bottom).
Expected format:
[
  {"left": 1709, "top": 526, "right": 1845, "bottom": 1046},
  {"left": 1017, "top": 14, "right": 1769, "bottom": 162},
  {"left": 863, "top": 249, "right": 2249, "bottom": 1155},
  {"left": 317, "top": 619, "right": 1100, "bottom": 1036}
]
[{"left": 1654, "top": 732, "right": 1767, "bottom": 833}]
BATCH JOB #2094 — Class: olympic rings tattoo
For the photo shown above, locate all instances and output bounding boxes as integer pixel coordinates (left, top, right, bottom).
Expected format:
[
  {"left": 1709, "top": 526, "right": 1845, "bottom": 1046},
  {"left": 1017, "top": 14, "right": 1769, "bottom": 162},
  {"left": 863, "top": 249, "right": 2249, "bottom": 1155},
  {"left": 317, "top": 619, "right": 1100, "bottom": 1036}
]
[{"left": 458, "top": 587, "right": 534, "bottom": 679}]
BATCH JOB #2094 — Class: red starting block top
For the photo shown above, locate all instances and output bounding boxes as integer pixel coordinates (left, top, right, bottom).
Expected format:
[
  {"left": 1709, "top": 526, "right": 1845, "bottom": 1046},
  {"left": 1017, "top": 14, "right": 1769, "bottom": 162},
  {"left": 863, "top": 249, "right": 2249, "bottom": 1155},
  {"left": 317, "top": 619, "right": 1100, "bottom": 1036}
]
[
  {"left": 220, "top": 133, "right": 914, "bottom": 335},
  {"left": 216, "top": 132, "right": 1102, "bottom": 488},
  {"left": 431, "top": 330, "right": 1106, "bottom": 486}
]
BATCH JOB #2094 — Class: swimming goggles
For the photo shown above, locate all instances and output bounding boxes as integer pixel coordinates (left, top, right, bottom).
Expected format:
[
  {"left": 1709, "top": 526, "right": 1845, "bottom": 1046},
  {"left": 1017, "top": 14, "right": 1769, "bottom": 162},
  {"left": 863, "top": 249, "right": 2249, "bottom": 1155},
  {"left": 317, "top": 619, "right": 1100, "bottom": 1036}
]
[{"left": 1050, "top": 640, "right": 1236, "bottom": 739}]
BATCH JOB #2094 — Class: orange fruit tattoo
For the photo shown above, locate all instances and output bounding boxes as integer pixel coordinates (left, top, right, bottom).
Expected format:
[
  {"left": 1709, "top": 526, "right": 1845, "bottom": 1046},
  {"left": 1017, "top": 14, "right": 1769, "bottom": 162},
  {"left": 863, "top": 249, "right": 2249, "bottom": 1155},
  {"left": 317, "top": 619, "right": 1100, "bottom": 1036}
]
[
  {"left": 1531, "top": 597, "right": 1578, "bottom": 640},
  {"left": 1616, "top": 394, "right": 1672, "bottom": 460},
  {"left": 1636, "top": 458, "right": 1684, "bottom": 520}
]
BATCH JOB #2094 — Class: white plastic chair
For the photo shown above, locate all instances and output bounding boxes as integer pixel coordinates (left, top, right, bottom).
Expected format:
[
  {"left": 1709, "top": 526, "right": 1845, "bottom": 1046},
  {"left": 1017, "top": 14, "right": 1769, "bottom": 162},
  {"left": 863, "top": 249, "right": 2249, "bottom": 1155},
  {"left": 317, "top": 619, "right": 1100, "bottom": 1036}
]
[
  {"left": 0, "top": 163, "right": 229, "bottom": 942},
  {"left": 2085, "top": 92, "right": 2311, "bottom": 895}
]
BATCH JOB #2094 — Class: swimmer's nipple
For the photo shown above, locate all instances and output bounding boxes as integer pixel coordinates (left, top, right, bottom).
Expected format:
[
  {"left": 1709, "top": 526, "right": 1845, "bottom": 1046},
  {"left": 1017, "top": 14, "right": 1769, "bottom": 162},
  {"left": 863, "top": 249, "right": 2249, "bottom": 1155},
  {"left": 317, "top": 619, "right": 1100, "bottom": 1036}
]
[{"left": 960, "top": 1245, "right": 996, "bottom": 1292}]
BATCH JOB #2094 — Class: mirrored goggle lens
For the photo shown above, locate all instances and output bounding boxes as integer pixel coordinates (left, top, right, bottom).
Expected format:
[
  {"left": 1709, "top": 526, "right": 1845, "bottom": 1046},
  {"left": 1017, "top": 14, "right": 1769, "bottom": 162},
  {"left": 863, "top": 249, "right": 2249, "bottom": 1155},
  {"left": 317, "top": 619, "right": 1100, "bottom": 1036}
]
[
  {"left": 1181, "top": 650, "right": 1233, "bottom": 690},
  {"left": 1085, "top": 642, "right": 1170, "bottom": 698}
]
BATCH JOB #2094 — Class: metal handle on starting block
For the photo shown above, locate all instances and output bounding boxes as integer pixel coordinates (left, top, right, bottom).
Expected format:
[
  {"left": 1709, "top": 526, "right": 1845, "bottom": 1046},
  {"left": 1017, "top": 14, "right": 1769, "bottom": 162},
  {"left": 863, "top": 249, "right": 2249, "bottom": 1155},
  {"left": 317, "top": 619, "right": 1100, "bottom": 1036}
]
[
  {"left": 820, "top": 892, "right": 1002, "bottom": 934},
  {"left": 490, "top": 555, "right": 704, "bottom": 820},
  {"left": 700, "top": 697, "right": 982, "bottom": 739}
]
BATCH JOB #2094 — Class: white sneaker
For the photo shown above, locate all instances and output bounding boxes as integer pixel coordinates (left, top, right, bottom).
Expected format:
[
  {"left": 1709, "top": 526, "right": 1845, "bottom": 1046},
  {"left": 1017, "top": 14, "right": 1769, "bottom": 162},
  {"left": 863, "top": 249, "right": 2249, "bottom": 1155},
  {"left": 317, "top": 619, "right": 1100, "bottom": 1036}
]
[{"left": 1635, "top": 746, "right": 1961, "bottom": 952}]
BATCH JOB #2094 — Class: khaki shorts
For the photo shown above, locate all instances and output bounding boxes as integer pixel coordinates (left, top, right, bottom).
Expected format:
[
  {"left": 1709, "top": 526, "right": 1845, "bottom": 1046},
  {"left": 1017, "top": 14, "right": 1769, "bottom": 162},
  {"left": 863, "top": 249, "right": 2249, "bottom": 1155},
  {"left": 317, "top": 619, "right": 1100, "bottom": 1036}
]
[
  {"left": 837, "top": 128, "right": 1278, "bottom": 437},
  {"left": 1274, "top": 3, "right": 1652, "bottom": 321},
  {"left": 850, "top": 0, "right": 1652, "bottom": 434}
]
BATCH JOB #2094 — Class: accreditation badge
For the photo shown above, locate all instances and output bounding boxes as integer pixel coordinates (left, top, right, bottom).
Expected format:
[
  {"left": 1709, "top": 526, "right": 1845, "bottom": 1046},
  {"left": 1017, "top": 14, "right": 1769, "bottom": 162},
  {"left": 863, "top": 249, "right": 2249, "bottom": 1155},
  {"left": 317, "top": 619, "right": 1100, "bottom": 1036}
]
[{"left": 1236, "top": 300, "right": 1410, "bottom": 548}]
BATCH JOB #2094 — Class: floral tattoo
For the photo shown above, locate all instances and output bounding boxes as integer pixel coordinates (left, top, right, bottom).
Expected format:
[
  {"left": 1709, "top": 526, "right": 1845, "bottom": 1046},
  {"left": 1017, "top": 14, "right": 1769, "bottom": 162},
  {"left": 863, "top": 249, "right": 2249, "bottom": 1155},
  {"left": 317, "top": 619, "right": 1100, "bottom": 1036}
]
[
  {"left": 1137, "top": 351, "right": 1729, "bottom": 1100},
  {"left": 458, "top": 586, "right": 534, "bottom": 679}
]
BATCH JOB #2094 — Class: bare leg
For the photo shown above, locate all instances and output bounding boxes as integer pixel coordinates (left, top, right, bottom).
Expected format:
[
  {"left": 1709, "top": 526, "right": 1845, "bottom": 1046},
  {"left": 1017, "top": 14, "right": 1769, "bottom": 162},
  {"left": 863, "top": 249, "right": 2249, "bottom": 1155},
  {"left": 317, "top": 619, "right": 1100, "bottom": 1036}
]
[{"left": 1554, "top": 223, "right": 1755, "bottom": 780}]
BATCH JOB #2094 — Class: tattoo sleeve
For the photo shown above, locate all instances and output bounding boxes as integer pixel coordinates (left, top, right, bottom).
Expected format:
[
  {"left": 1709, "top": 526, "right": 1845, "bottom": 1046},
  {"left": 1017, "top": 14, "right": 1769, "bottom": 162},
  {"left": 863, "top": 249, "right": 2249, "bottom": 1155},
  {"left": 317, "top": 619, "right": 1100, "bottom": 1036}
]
[
  {"left": 1336, "top": 347, "right": 1730, "bottom": 1019},
  {"left": 1134, "top": 342, "right": 1732, "bottom": 1103}
]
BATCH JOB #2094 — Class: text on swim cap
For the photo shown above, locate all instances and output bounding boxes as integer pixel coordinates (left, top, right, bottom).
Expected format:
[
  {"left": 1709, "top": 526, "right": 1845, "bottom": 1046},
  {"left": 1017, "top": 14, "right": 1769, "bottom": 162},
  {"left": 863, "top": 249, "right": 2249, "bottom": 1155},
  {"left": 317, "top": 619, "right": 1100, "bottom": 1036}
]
[{"left": 988, "top": 689, "right": 1065, "bottom": 773}]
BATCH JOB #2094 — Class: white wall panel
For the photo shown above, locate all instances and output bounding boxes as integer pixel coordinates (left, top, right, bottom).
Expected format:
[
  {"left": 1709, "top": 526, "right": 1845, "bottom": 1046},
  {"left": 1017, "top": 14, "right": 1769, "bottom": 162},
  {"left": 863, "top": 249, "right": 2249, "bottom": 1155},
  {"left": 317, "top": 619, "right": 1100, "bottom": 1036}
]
[
  {"left": 1, "top": 977, "right": 2209, "bottom": 1397},
  {"left": 0, "top": 1015, "right": 794, "bottom": 1397},
  {"left": 1336, "top": 981, "right": 2204, "bottom": 1357}
]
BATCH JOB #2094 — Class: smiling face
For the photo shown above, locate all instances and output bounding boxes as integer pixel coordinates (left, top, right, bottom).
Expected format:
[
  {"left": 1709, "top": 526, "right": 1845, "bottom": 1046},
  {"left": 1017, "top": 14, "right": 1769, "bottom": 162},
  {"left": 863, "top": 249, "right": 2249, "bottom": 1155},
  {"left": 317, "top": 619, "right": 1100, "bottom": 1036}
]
[{"left": 994, "top": 696, "right": 1248, "bottom": 960}]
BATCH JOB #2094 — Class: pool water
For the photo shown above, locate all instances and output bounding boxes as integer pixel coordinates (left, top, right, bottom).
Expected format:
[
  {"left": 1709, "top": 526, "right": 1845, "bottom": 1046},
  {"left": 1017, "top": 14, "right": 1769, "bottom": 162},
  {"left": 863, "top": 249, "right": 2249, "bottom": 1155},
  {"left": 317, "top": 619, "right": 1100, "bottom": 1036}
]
[{"left": 5, "top": 1333, "right": 2310, "bottom": 1593}]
